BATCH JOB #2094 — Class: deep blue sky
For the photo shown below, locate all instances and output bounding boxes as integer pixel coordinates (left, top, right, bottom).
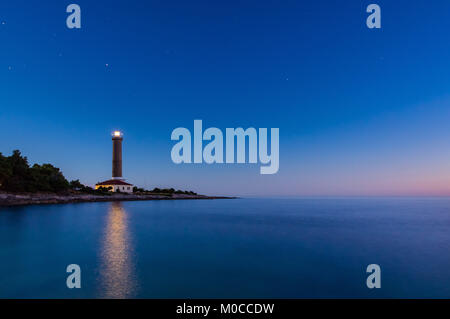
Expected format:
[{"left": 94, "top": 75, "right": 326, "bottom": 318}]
[{"left": 1, "top": 1, "right": 450, "bottom": 196}]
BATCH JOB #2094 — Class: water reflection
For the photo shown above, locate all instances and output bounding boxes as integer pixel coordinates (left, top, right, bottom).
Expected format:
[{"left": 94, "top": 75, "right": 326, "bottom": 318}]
[{"left": 99, "top": 202, "right": 138, "bottom": 298}]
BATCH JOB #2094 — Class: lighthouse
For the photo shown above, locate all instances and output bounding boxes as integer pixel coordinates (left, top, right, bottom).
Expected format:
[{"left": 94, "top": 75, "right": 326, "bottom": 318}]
[
  {"left": 95, "top": 131, "right": 134, "bottom": 193},
  {"left": 112, "top": 130, "right": 123, "bottom": 179}
]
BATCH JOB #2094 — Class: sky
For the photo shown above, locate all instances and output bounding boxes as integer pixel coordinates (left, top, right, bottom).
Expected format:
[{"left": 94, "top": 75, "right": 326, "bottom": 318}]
[{"left": 1, "top": 0, "right": 450, "bottom": 196}]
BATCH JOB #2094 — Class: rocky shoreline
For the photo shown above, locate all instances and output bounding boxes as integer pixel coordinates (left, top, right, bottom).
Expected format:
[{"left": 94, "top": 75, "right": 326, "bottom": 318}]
[{"left": 0, "top": 192, "right": 235, "bottom": 207}]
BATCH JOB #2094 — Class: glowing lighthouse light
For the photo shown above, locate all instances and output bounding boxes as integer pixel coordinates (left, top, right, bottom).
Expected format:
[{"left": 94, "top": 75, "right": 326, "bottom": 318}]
[{"left": 113, "top": 130, "right": 122, "bottom": 137}]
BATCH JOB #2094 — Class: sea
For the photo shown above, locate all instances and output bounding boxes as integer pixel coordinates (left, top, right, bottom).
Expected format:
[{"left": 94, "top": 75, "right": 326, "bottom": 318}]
[{"left": 0, "top": 197, "right": 449, "bottom": 298}]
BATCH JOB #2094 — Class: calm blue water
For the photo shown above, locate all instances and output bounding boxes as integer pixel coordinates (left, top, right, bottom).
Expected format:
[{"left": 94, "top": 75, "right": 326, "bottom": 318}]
[{"left": 1, "top": 198, "right": 449, "bottom": 298}]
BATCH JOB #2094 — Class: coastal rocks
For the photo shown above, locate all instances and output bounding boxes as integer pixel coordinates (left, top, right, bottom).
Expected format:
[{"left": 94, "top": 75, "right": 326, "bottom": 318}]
[{"left": 0, "top": 192, "right": 233, "bottom": 207}]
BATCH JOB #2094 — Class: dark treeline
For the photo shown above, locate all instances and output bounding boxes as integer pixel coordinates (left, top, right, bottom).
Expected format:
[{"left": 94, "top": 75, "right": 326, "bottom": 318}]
[
  {"left": 132, "top": 187, "right": 197, "bottom": 196},
  {"left": 0, "top": 150, "right": 197, "bottom": 195},
  {"left": 0, "top": 150, "right": 70, "bottom": 193}
]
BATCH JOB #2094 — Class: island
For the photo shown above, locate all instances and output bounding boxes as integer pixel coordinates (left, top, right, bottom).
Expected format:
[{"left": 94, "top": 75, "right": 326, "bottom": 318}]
[{"left": 0, "top": 150, "right": 235, "bottom": 207}]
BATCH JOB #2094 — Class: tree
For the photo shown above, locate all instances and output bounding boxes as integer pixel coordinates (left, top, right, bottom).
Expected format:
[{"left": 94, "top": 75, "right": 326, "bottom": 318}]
[
  {"left": 69, "top": 179, "right": 84, "bottom": 190},
  {"left": 0, "top": 152, "right": 12, "bottom": 186},
  {"left": 95, "top": 186, "right": 112, "bottom": 194},
  {"left": 0, "top": 150, "right": 69, "bottom": 193},
  {"left": 133, "top": 186, "right": 145, "bottom": 193},
  {"left": 2, "top": 150, "right": 34, "bottom": 192},
  {"left": 30, "top": 163, "right": 69, "bottom": 192}
]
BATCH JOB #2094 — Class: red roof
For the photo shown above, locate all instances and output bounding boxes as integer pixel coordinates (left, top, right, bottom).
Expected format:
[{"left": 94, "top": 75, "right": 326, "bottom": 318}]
[{"left": 96, "top": 179, "right": 133, "bottom": 186}]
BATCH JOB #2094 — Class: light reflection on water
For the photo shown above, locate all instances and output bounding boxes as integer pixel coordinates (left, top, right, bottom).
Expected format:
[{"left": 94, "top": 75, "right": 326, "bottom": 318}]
[{"left": 99, "top": 202, "right": 138, "bottom": 298}]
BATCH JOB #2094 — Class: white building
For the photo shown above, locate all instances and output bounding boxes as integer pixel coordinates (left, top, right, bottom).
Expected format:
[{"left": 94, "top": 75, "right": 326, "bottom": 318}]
[{"left": 95, "top": 179, "right": 133, "bottom": 193}]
